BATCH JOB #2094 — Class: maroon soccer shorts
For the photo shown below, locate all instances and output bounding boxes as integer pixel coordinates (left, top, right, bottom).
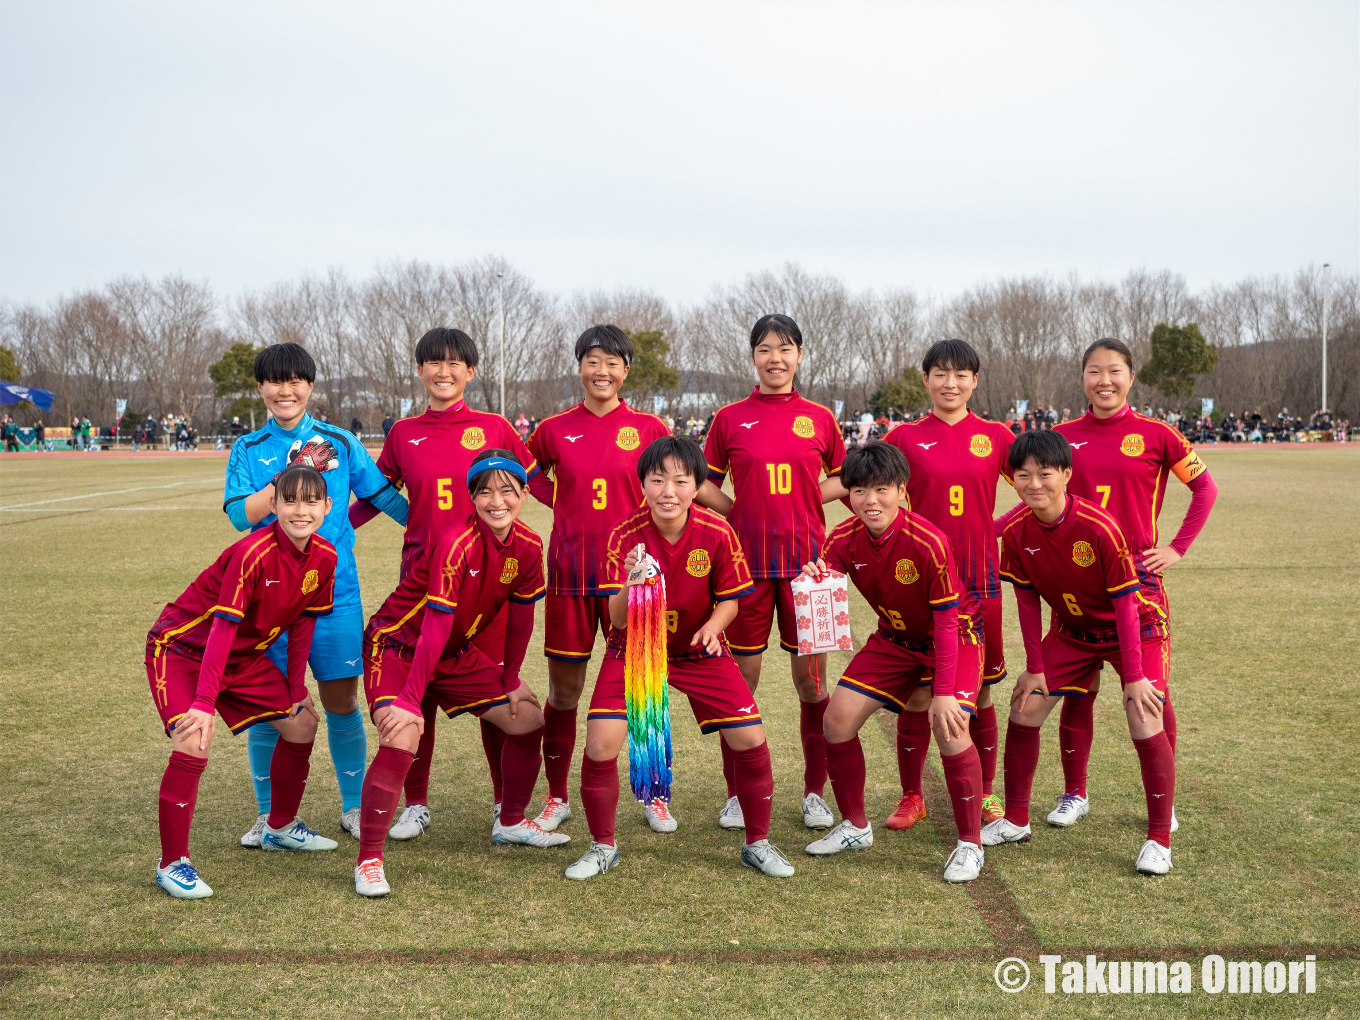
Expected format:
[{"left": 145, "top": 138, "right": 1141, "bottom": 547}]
[
  {"left": 543, "top": 594, "right": 613, "bottom": 662},
  {"left": 836, "top": 631, "right": 984, "bottom": 715},
  {"left": 364, "top": 642, "right": 510, "bottom": 719},
  {"left": 587, "top": 653, "right": 762, "bottom": 734},
  {"left": 146, "top": 649, "right": 292, "bottom": 735},
  {"left": 981, "top": 595, "right": 1007, "bottom": 685},
  {"left": 1041, "top": 625, "right": 1170, "bottom": 699},
  {"left": 724, "top": 578, "right": 799, "bottom": 656}
]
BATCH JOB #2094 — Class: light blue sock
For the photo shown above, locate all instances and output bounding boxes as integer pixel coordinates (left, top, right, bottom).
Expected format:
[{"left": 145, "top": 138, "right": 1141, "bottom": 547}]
[
  {"left": 326, "top": 707, "right": 368, "bottom": 812},
  {"left": 246, "top": 724, "right": 280, "bottom": 815}
]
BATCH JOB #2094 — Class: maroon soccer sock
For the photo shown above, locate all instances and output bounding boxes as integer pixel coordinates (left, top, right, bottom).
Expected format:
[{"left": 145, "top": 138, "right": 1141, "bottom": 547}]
[
  {"left": 732, "top": 741, "right": 775, "bottom": 843},
  {"left": 580, "top": 754, "right": 619, "bottom": 846},
  {"left": 969, "top": 704, "right": 999, "bottom": 796},
  {"left": 403, "top": 696, "right": 439, "bottom": 806},
  {"left": 158, "top": 751, "right": 207, "bottom": 867},
  {"left": 542, "top": 703, "right": 577, "bottom": 802},
  {"left": 360, "top": 745, "right": 413, "bottom": 862},
  {"left": 1002, "top": 721, "right": 1043, "bottom": 827},
  {"left": 941, "top": 745, "right": 984, "bottom": 847},
  {"left": 1133, "top": 731, "right": 1176, "bottom": 847},
  {"left": 498, "top": 726, "right": 545, "bottom": 826},
  {"left": 897, "top": 709, "right": 931, "bottom": 796},
  {"left": 1162, "top": 697, "right": 1178, "bottom": 757},
  {"left": 1058, "top": 689, "right": 1097, "bottom": 797},
  {"left": 720, "top": 737, "right": 737, "bottom": 798},
  {"left": 824, "top": 736, "right": 868, "bottom": 828},
  {"left": 800, "top": 699, "right": 829, "bottom": 797},
  {"left": 481, "top": 717, "right": 507, "bottom": 804},
  {"left": 265, "top": 738, "right": 314, "bottom": 829}
]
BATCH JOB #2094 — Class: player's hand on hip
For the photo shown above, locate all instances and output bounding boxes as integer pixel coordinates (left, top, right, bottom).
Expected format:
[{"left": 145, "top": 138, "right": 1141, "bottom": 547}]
[
  {"left": 1141, "top": 545, "right": 1182, "bottom": 575},
  {"left": 1123, "top": 679, "right": 1163, "bottom": 724},
  {"left": 176, "top": 709, "right": 216, "bottom": 752},
  {"left": 690, "top": 621, "right": 723, "bottom": 656},
  {"left": 376, "top": 703, "right": 423, "bottom": 742},
  {"left": 929, "top": 695, "right": 968, "bottom": 741},
  {"left": 506, "top": 680, "right": 540, "bottom": 719},
  {"left": 1011, "top": 671, "right": 1049, "bottom": 707}
]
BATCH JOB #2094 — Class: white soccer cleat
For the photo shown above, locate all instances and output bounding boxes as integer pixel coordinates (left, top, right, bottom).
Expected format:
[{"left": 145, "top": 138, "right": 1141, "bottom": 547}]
[
  {"left": 339, "top": 806, "right": 361, "bottom": 840},
  {"left": 740, "top": 839, "right": 795, "bottom": 877},
  {"left": 533, "top": 795, "right": 572, "bottom": 832},
  {"left": 802, "top": 792, "right": 834, "bottom": 829},
  {"left": 240, "top": 813, "right": 268, "bottom": 849},
  {"left": 644, "top": 797, "right": 678, "bottom": 833},
  {"left": 981, "top": 817, "right": 1032, "bottom": 846},
  {"left": 717, "top": 795, "right": 745, "bottom": 830},
  {"left": 564, "top": 841, "right": 621, "bottom": 880},
  {"left": 155, "top": 857, "right": 213, "bottom": 899},
  {"left": 388, "top": 804, "right": 431, "bottom": 841},
  {"left": 492, "top": 802, "right": 502, "bottom": 823},
  {"left": 492, "top": 817, "right": 572, "bottom": 847},
  {"left": 1046, "top": 792, "right": 1090, "bottom": 827},
  {"left": 943, "top": 841, "right": 985, "bottom": 883},
  {"left": 1135, "top": 839, "right": 1173, "bottom": 875},
  {"left": 355, "top": 856, "right": 391, "bottom": 897},
  {"left": 261, "top": 819, "right": 339, "bottom": 852},
  {"left": 804, "top": 819, "right": 873, "bottom": 856},
  {"left": 1170, "top": 807, "right": 1179, "bottom": 833}
]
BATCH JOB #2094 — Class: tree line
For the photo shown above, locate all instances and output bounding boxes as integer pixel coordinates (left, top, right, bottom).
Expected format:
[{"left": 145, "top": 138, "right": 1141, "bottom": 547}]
[{"left": 2, "top": 259, "right": 1355, "bottom": 428}]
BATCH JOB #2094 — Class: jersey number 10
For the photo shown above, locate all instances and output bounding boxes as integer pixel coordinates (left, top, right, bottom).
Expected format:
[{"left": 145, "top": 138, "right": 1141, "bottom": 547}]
[{"left": 766, "top": 463, "right": 792, "bottom": 494}]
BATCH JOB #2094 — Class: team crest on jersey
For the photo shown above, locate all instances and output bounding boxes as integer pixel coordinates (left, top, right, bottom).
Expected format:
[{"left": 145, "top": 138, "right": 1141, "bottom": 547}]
[
  {"left": 301, "top": 569, "right": 320, "bottom": 594},
  {"left": 969, "top": 434, "right": 992, "bottom": 457},
  {"left": 498, "top": 557, "right": 519, "bottom": 584},
  {"left": 1071, "top": 541, "right": 1095, "bottom": 568},
  {"left": 1120, "top": 433, "right": 1144, "bottom": 457},
  {"left": 461, "top": 427, "right": 487, "bottom": 450},
  {"left": 686, "top": 549, "right": 712, "bottom": 577},
  {"left": 616, "top": 426, "right": 640, "bottom": 450},
  {"left": 894, "top": 558, "right": 919, "bottom": 584},
  {"left": 792, "top": 415, "right": 816, "bottom": 438}
]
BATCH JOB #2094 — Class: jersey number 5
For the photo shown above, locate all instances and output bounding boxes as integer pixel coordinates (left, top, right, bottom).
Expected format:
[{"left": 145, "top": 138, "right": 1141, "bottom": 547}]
[
  {"left": 592, "top": 479, "right": 607, "bottom": 509},
  {"left": 437, "top": 478, "right": 454, "bottom": 510}
]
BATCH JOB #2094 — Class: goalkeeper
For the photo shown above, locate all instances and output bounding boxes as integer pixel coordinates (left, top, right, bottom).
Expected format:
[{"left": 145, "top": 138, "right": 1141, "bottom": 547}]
[
  {"left": 222, "top": 343, "right": 409, "bottom": 848},
  {"left": 566, "top": 435, "right": 794, "bottom": 881}
]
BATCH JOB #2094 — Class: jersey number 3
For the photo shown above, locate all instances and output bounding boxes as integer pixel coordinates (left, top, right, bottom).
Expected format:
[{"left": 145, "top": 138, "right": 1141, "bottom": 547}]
[{"left": 592, "top": 479, "right": 607, "bottom": 509}]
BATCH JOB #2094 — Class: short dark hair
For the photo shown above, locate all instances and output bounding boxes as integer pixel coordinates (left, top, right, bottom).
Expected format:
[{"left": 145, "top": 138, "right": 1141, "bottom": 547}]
[
  {"left": 273, "top": 464, "right": 328, "bottom": 503},
  {"left": 749, "top": 313, "right": 803, "bottom": 352},
  {"left": 922, "top": 338, "right": 980, "bottom": 375},
  {"left": 841, "top": 442, "right": 910, "bottom": 489},
  {"left": 254, "top": 343, "right": 316, "bottom": 384},
  {"left": 1009, "top": 430, "right": 1072, "bottom": 473},
  {"left": 574, "top": 324, "right": 633, "bottom": 365},
  {"left": 1081, "top": 337, "right": 1134, "bottom": 372},
  {"left": 415, "top": 327, "right": 479, "bottom": 368},
  {"left": 467, "top": 447, "right": 525, "bottom": 496},
  {"left": 636, "top": 435, "right": 707, "bottom": 486}
]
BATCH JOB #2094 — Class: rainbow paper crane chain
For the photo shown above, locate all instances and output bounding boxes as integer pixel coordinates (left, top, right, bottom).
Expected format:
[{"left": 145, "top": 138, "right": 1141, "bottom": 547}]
[{"left": 624, "top": 544, "right": 673, "bottom": 804}]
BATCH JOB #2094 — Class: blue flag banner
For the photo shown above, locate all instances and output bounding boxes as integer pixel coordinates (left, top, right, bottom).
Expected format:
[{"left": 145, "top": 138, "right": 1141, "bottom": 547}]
[{"left": 0, "top": 383, "right": 54, "bottom": 412}]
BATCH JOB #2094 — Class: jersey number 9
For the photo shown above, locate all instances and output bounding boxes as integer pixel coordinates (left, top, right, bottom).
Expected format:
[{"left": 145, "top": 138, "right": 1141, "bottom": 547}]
[{"left": 949, "top": 485, "right": 964, "bottom": 516}]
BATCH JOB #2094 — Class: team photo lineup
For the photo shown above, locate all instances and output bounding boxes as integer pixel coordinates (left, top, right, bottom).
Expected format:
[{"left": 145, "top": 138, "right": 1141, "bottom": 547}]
[{"left": 145, "top": 315, "right": 1214, "bottom": 902}]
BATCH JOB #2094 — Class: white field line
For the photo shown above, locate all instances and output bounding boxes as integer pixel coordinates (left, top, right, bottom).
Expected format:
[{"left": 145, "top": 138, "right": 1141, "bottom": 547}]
[
  {"left": 0, "top": 478, "right": 221, "bottom": 510},
  {"left": 0, "top": 506, "right": 219, "bottom": 512}
]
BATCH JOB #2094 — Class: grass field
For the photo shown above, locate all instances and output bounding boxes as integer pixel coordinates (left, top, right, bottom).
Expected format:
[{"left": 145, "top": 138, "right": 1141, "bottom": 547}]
[{"left": 1, "top": 447, "right": 1358, "bottom": 1018}]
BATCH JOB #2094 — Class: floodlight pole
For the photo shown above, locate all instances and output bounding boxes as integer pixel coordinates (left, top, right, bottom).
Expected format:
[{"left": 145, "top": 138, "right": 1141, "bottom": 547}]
[
  {"left": 1321, "top": 263, "right": 1330, "bottom": 413},
  {"left": 497, "top": 272, "right": 506, "bottom": 418}
]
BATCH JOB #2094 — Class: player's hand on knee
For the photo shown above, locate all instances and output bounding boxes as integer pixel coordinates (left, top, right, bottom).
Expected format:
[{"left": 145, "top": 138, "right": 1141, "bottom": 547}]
[
  {"left": 506, "top": 681, "right": 540, "bottom": 719},
  {"left": 1123, "top": 679, "right": 1162, "bottom": 724},
  {"left": 929, "top": 695, "right": 968, "bottom": 742},
  {"left": 376, "top": 703, "right": 422, "bottom": 743},
  {"left": 290, "top": 690, "right": 319, "bottom": 726},
  {"left": 176, "top": 709, "right": 216, "bottom": 753},
  {"left": 1011, "top": 671, "right": 1049, "bottom": 708}
]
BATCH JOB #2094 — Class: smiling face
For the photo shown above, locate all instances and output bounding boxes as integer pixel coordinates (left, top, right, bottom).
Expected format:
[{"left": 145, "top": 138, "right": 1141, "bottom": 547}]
[
  {"left": 1012, "top": 457, "right": 1072, "bottom": 520},
  {"left": 751, "top": 332, "right": 803, "bottom": 393},
  {"left": 257, "top": 376, "right": 313, "bottom": 429},
  {"left": 578, "top": 348, "right": 629, "bottom": 407},
  {"left": 642, "top": 455, "right": 697, "bottom": 530},
  {"left": 848, "top": 479, "right": 906, "bottom": 537},
  {"left": 1083, "top": 348, "right": 1134, "bottom": 417},
  {"left": 270, "top": 487, "right": 331, "bottom": 548},
  {"left": 472, "top": 470, "right": 524, "bottom": 540},
  {"left": 925, "top": 364, "right": 978, "bottom": 416},
  {"left": 419, "top": 357, "right": 475, "bottom": 411}
]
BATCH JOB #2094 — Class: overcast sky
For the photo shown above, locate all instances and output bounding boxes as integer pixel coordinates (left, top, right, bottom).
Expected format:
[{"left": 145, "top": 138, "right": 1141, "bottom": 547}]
[{"left": 2, "top": 0, "right": 1356, "bottom": 306}]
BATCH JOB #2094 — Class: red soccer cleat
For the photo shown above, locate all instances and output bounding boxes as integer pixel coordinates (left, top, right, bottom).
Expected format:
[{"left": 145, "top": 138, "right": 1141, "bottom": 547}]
[
  {"left": 885, "top": 792, "right": 927, "bottom": 830},
  {"left": 980, "top": 793, "right": 1005, "bottom": 826}
]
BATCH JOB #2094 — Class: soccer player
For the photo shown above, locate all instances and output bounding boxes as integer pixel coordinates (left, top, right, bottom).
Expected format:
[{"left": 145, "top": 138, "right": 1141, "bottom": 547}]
[
  {"left": 148, "top": 465, "right": 340, "bottom": 899},
  {"left": 698, "top": 314, "right": 847, "bottom": 831},
  {"left": 354, "top": 449, "right": 560, "bottom": 897},
  {"left": 360, "top": 327, "right": 539, "bottom": 842},
  {"left": 797, "top": 443, "right": 987, "bottom": 882},
  {"left": 223, "top": 343, "right": 408, "bottom": 848},
  {"left": 524, "top": 325, "right": 671, "bottom": 833},
  {"left": 1042, "top": 338, "right": 1217, "bottom": 829},
  {"left": 564, "top": 436, "right": 795, "bottom": 881},
  {"left": 985, "top": 430, "right": 1176, "bottom": 875},
  {"left": 881, "top": 339, "right": 1014, "bottom": 830}
]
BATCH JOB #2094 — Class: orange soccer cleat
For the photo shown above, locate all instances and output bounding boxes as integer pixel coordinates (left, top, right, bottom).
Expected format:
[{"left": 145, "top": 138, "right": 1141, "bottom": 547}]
[
  {"left": 885, "top": 791, "right": 927, "bottom": 830},
  {"left": 980, "top": 793, "right": 1005, "bottom": 826}
]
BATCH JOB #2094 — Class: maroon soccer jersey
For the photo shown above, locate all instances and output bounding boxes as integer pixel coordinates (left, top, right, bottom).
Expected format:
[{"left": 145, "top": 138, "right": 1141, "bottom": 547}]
[
  {"left": 822, "top": 507, "right": 978, "bottom": 646},
  {"left": 703, "top": 388, "right": 845, "bottom": 578},
  {"left": 998, "top": 495, "right": 1149, "bottom": 634},
  {"left": 148, "top": 523, "right": 336, "bottom": 663},
  {"left": 365, "top": 513, "right": 545, "bottom": 658},
  {"left": 376, "top": 402, "right": 540, "bottom": 575},
  {"left": 600, "top": 506, "right": 755, "bottom": 659},
  {"left": 526, "top": 400, "right": 671, "bottom": 595},
  {"left": 1053, "top": 404, "right": 1206, "bottom": 563},
  {"left": 881, "top": 411, "right": 1014, "bottom": 598}
]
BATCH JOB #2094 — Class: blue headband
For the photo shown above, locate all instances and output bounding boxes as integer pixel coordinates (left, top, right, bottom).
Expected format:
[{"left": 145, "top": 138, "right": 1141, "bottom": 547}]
[{"left": 467, "top": 456, "right": 528, "bottom": 487}]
